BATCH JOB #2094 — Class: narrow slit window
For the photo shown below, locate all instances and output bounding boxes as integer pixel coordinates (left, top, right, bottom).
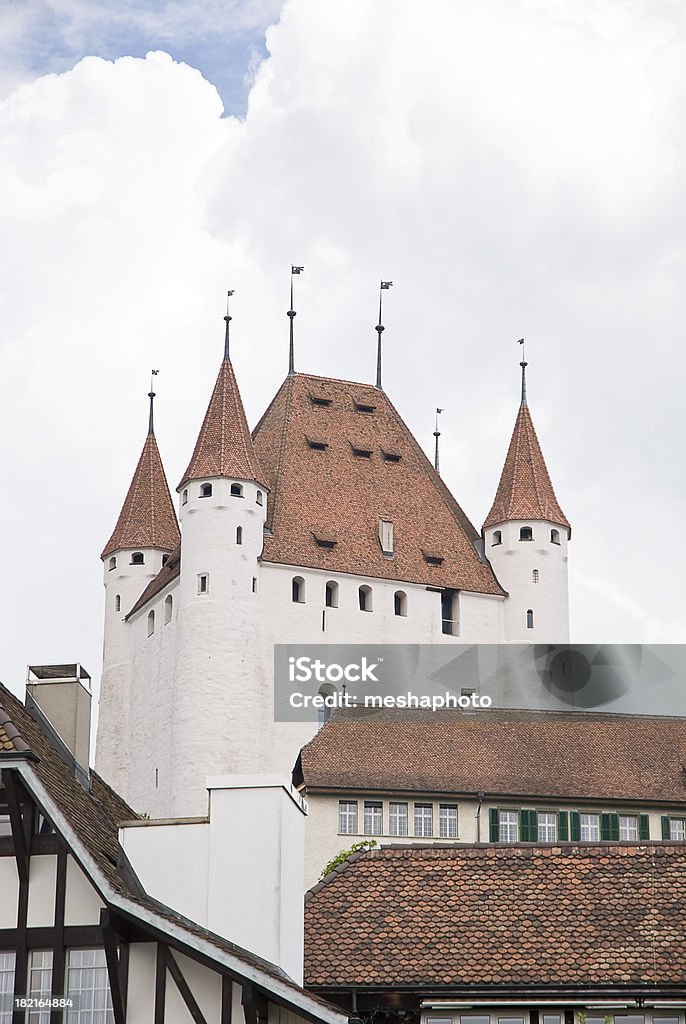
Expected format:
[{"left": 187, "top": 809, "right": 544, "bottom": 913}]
[
  {"left": 532, "top": 568, "right": 539, "bottom": 584},
  {"left": 147, "top": 610, "right": 155, "bottom": 636},
  {"left": 526, "top": 608, "right": 534, "bottom": 629},
  {"left": 198, "top": 574, "right": 209, "bottom": 595},
  {"left": 115, "top": 595, "right": 121, "bottom": 612},
  {"left": 236, "top": 526, "right": 243, "bottom": 545},
  {"left": 182, "top": 489, "right": 188, "bottom": 505},
  {"left": 164, "top": 594, "right": 173, "bottom": 624}
]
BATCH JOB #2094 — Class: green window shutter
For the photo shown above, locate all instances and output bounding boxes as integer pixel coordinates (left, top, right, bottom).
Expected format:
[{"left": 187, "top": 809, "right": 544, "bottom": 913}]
[
  {"left": 489, "top": 807, "right": 499, "bottom": 842},
  {"left": 661, "top": 815, "right": 671, "bottom": 840},
  {"left": 570, "top": 811, "right": 581, "bottom": 841},
  {"left": 601, "top": 813, "right": 619, "bottom": 841},
  {"left": 520, "top": 809, "right": 538, "bottom": 842},
  {"left": 610, "top": 813, "right": 619, "bottom": 840},
  {"left": 558, "top": 811, "right": 569, "bottom": 840},
  {"left": 639, "top": 814, "right": 650, "bottom": 840}
]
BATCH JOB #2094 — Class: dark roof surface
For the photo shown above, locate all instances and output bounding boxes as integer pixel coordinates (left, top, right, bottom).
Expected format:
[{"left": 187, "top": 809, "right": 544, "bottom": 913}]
[
  {"left": 305, "top": 843, "right": 686, "bottom": 987},
  {"left": 296, "top": 707, "right": 686, "bottom": 803},
  {"left": 252, "top": 374, "right": 504, "bottom": 595}
]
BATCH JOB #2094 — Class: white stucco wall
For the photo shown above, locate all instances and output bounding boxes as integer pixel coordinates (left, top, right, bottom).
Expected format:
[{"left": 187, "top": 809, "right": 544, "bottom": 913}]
[
  {"left": 26, "top": 854, "right": 56, "bottom": 927},
  {"left": 64, "top": 854, "right": 105, "bottom": 925},
  {"left": 0, "top": 859, "right": 18, "bottom": 927}
]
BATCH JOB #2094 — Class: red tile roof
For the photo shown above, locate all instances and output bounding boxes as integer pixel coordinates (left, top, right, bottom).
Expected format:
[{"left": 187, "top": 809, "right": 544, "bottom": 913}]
[
  {"left": 304, "top": 842, "right": 686, "bottom": 987},
  {"left": 253, "top": 375, "right": 504, "bottom": 595},
  {"left": 296, "top": 707, "right": 686, "bottom": 804},
  {"left": 102, "top": 432, "right": 180, "bottom": 559},
  {"left": 483, "top": 401, "right": 570, "bottom": 531},
  {"left": 179, "top": 357, "right": 266, "bottom": 489}
]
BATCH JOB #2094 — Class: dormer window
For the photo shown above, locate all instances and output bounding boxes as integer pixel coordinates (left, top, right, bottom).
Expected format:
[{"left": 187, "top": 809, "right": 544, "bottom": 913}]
[
  {"left": 131, "top": 552, "right": 144, "bottom": 565},
  {"left": 519, "top": 527, "right": 533, "bottom": 542},
  {"left": 352, "top": 447, "right": 372, "bottom": 459},
  {"left": 492, "top": 531, "right": 502, "bottom": 546},
  {"left": 310, "top": 395, "right": 332, "bottom": 407},
  {"left": 200, "top": 483, "right": 212, "bottom": 498},
  {"left": 312, "top": 530, "right": 337, "bottom": 550},
  {"left": 423, "top": 552, "right": 444, "bottom": 566},
  {"left": 308, "top": 439, "right": 328, "bottom": 451},
  {"left": 382, "top": 452, "right": 401, "bottom": 463},
  {"left": 108, "top": 556, "right": 117, "bottom": 571},
  {"left": 355, "top": 403, "right": 376, "bottom": 414},
  {"left": 379, "top": 520, "right": 394, "bottom": 556},
  {"left": 231, "top": 483, "right": 243, "bottom": 497}
]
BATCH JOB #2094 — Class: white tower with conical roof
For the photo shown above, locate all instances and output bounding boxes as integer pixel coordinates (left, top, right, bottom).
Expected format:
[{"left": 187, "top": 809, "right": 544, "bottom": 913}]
[{"left": 482, "top": 358, "right": 570, "bottom": 643}]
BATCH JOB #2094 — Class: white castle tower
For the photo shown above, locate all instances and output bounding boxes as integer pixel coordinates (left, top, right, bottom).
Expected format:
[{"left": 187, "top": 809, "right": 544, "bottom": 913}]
[
  {"left": 482, "top": 357, "right": 571, "bottom": 643},
  {"left": 97, "top": 388, "right": 180, "bottom": 797}
]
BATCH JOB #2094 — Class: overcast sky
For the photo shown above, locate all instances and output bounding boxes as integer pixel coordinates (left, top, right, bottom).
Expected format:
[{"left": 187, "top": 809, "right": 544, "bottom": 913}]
[{"left": 1, "top": 0, "right": 685, "bottom": 700}]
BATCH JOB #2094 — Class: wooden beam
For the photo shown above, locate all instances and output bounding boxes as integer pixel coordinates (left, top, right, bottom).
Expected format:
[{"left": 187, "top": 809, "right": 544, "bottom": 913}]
[
  {"left": 154, "top": 944, "right": 166, "bottom": 1024},
  {"left": 2, "top": 769, "right": 28, "bottom": 884},
  {"left": 101, "top": 910, "right": 126, "bottom": 1024},
  {"left": 241, "top": 981, "right": 257, "bottom": 1024},
  {"left": 49, "top": 847, "right": 67, "bottom": 1024},
  {"left": 167, "top": 950, "right": 209, "bottom": 1024},
  {"left": 221, "top": 977, "right": 232, "bottom": 1024}
]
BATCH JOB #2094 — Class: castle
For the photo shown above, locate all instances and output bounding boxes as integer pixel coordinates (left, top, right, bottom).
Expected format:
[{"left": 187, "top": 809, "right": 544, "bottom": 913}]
[{"left": 95, "top": 305, "right": 571, "bottom": 818}]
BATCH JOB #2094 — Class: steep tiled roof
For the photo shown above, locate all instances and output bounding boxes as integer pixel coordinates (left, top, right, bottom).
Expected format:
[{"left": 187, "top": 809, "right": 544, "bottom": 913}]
[
  {"left": 102, "top": 432, "right": 180, "bottom": 559},
  {"left": 296, "top": 707, "right": 686, "bottom": 804},
  {"left": 304, "top": 843, "right": 686, "bottom": 987},
  {"left": 179, "top": 358, "right": 266, "bottom": 489},
  {"left": 483, "top": 401, "right": 570, "bottom": 531},
  {"left": 253, "top": 374, "right": 503, "bottom": 595},
  {"left": 0, "top": 700, "right": 30, "bottom": 752},
  {"left": 126, "top": 543, "right": 181, "bottom": 619}
]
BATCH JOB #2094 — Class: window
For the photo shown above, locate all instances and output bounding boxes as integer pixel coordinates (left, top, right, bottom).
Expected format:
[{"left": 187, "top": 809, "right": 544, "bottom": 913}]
[
  {"left": 0, "top": 952, "right": 16, "bottom": 1024},
  {"left": 198, "top": 574, "right": 209, "bottom": 595},
  {"left": 256, "top": 490, "right": 263, "bottom": 505},
  {"left": 252, "top": 577, "right": 257, "bottom": 593},
  {"left": 325, "top": 581, "right": 339, "bottom": 608},
  {"left": 379, "top": 519, "right": 394, "bottom": 555},
  {"left": 162, "top": 553, "right": 169, "bottom": 566},
  {"left": 441, "top": 590, "right": 457, "bottom": 635},
  {"left": 414, "top": 803, "right": 433, "bottom": 837},
  {"left": 541, "top": 1017, "right": 563, "bottom": 1024},
  {"left": 538, "top": 811, "right": 557, "bottom": 842},
  {"left": 439, "top": 804, "right": 458, "bottom": 838},
  {"left": 292, "top": 576, "right": 305, "bottom": 603},
  {"left": 131, "top": 551, "right": 144, "bottom": 565},
  {"left": 520, "top": 526, "right": 533, "bottom": 541},
  {"left": 619, "top": 814, "right": 638, "bottom": 841},
  {"left": 580, "top": 813, "right": 600, "bottom": 841},
  {"left": 364, "top": 801, "right": 382, "bottom": 835},
  {"left": 355, "top": 403, "right": 375, "bottom": 413},
  {"left": 164, "top": 594, "right": 173, "bottom": 624},
  {"left": 358, "top": 585, "right": 372, "bottom": 611},
  {"left": 424, "top": 553, "right": 444, "bottom": 566},
  {"left": 492, "top": 530, "right": 502, "bottom": 546},
  {"left": 311, "top": 395, "right": 332, "bottom": 407},
  {"left": 352, "top": 447, "right": 372, "bottom": 459},
  {"left": 526, "top": 608, "right": 534, "bottom": 629},
  {"left": 394, "top": 591, "right": 407, "bottom": 617},
  {"left": 115, "top": 595, "right": 121, "bottom": 612},
  {"left": 499, "top": 810, "right": 518, "bottom": 842},
  {"left": 236, "top": 526, "right": 243, "bottom": 545},
  {"left": 147, "top": 610, "right": 155, "bottom": 636},
  {"left": 339, "top": 801, "right": 358, "bottom": 834},
  {"left": 65, "top": 949, "right": 114, "bottom": 1024},
  {"left": 383, "top": 452, "right": 401, "bottom": 463},
  {"left": 182, "top": 488, "right": 188, "bottom": 505},
  {"left": 200, "top": 483, "right": 213, "bottom": 498},
  {"left": 231, "top": 483, "right": 243, "bottom": 497},
  {"left": 28, "top": 950, "right": 52, "bottom": 1023},
  {"left": 308, "top": 439, "right": 328, "bottom": 451},
  {"left": 460, "top": 1018, "right": 490, "bottom": 1024},
  {"left": 551, "top": 528, "right": 560, "bottom": 544},
  {"left": 108, "top": 556, "right": 116, "bottom": 571},
  {"left": 389, "top": 802, "right": 408, "bottom": 836},
  {"left": 667, "top": 817, "right": 685, "bottom": 840},
  {"left": 532, "top": 568, "right": 539, "bottom": 584}
]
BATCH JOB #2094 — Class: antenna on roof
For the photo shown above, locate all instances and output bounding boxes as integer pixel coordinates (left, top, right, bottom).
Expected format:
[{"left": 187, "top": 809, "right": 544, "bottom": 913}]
[
  {"left": 434, "top": 408, "right": 443, "bottom": 473},
  {"left": 375, "top": 280, "right": 393, "bottom": 389},
  {"left": 517, "top": 338, "right": 527, "bottom": 406},
  {"left": 224, "top": 290, "right": 234, "bottom": 361},
  {"left": 288, "top": 266, "right": 304, "bottom": 375},
  {"left": 148, "top": 369, "right": 159, "bottom": 435}
]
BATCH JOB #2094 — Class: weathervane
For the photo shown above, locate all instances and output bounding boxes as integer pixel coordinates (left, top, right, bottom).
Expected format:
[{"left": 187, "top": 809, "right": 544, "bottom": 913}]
[
  {"left": 375, "top": 280, "right": 393, "bottom": 389},
  {"left": 224, "top": 290, "right": 235, "bottom": 361},
  {"left": 148, "top": 369, "right": 159, "bottom": 435},
  {"left": 434, "top": 408, "right": 443, "bottom": 473},
  {"left": 517, "top": 337, "right": 527, "bottom": 405},
  {"left": 288, "top": 266, "right": 304, "bottom": 375}
]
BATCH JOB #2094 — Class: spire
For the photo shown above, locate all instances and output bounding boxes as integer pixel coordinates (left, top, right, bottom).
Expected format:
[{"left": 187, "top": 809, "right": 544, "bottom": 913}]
[
  {"left": 224, "top": 290, "right": 234, "bottom": 362},
  {"left": 517, "top": 338, "right": 527, "bottom": 405},
  {"left": 102, "top": 391, "right": 180, "bottom": 559},
  {"left": 288, "top": 266, "right": 304, "bottom": 375},
  {"left": 434, "top": 408, "right": 443, "bottom": 473},
  {"left": 148, "top": 369, "right": 159, "bottom": 435},
  {"left": 483, "top": 361, "right": 570, "bottom": 532},
  {"left": 179, "top": 348, "right": 265, "bottom": 490},
  {"left": 375, "top": 280, "right": 393, "bottom": 389}
]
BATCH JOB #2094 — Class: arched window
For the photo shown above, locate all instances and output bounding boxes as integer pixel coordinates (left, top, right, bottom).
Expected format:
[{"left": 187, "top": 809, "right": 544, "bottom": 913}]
[
  {"left": 492, "top": 530, "right": 502, "bottom": 546},
  {"left": 256, "top": 490, "right": 263, "bottom": 506},
  {"left": 236, "top": 526, "right": 243, "bottom": 545},
  {"left": 108, "top": 556, "right": 117, "bottom": 571},
  {"left": 292, "top": 576, "right": 305, "bottom": 603},
  {"left": 519, "top": 527, "right": 533, "bottom": 542},
  {"left": 231, "top": 483, "right": 243, "bottom": 497},
  {"left": 532, "top": 569, "right": 539, "bottom": 584},
  {"left": 394, "top": 591, "right": 407, "bottom": 617},
  {"left": 131, "top": 552, "right": 144, "bottom": 565},
  {"left": 200, "top": 483, "right": 213, "bottom": 498},
  {"left": 325, "top": 581, "right": 339, "bottom": 608},
  {"left": 147, "top": 610, "right": 155, "bottom": 637},
  {"left": 164, "top": 594, "right": 173, "bottom": 624},
  {"left": 359, "top": 585, "right": 372, "bottom": 612},
  {"left": 115, "top": 595, "right": 121, "bottom": 612},
  {"left": 162, "top": 553, "right": 170, "bottom": 566},
  {"left": 182, "top": 489, "right": 188, "bottom": 505},
  {"left": 526, "top": 609, "right": 534, "bottom": 629},
  {"left": 550, "top": 529, "right": 560, "bottom": 545}
]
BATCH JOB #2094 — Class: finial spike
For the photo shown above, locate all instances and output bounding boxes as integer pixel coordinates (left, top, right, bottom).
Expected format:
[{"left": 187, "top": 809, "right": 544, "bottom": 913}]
[
  {"left": 434, "top": 407, "right": 443, "bottom": 473},
  {"left": 375, "top": 280, "right": 393, "bottom": 389},
  {"left": 148, "top": 369, "right": 159, "bottom": 435},
  {"left": 288, "top": 266, "right": 304, "bottom": 375},
  {"left": 517, "top": 338, "right": 527, "bottom": 405},
  {"left": 224, "top": 290, "right": 234, "bottom": 361}
]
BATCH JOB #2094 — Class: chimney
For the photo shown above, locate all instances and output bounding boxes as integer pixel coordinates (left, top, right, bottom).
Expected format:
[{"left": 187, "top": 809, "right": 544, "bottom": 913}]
[{"left": 26, "top": 664, "right": 92, "bottom": 784}]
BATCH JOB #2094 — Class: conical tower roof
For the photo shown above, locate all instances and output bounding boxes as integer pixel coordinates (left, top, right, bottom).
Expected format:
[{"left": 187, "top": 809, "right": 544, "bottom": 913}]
[
  {"left": 483, "top": 374, "right": 570, "bottom": 532},
  {"left": 101, "top": 422, "right": 180, "bottom": 559},
  {"left": 178, "top": 357, "right": 266, "bottom": 490}
]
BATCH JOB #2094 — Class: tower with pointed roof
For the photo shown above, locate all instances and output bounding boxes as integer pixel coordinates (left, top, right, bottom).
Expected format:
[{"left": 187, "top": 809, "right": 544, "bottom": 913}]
[
  {"left": 483, "top": 359, "right": 571, "bottom": 642},
  {"left": 97, "top": 389, "right": 180, "bottom": 797}
]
